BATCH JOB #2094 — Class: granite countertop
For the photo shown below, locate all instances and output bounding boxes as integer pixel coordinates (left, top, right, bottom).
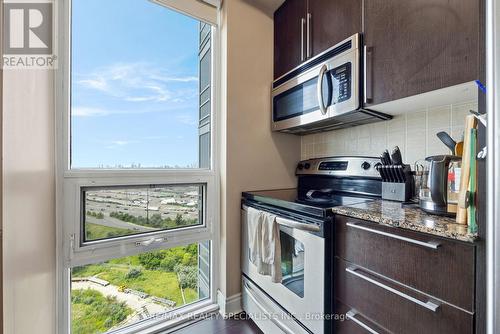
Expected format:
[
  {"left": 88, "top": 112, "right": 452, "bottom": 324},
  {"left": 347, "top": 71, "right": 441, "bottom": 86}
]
[{"left": 331, "top": 200, "right": 478, "bottom": 243}]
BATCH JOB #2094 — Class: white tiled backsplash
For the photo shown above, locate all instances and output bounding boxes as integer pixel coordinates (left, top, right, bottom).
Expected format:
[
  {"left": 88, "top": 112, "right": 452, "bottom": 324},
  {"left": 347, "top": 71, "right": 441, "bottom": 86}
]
[{"left": 301, "top": 100, "right": 478, "bottom": 164}]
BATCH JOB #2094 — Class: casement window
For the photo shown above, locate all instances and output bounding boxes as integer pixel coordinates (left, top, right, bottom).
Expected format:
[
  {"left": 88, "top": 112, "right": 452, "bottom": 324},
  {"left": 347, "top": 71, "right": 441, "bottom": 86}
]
[{"left": 56, "top": 1, "right": 219, "bottom": 333}]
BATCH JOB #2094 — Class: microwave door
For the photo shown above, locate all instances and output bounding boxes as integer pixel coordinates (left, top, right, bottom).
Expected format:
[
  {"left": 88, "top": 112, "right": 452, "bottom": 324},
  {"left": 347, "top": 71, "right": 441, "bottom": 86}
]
[{"left": 272, "top": 66, "right": 332, "bottom": 131}]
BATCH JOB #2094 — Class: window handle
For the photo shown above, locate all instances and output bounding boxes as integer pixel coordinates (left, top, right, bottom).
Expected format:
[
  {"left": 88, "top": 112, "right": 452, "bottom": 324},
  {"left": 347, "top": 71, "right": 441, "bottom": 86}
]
[{"left": 135, "top": 237, "right": 167, "bottom": 247}]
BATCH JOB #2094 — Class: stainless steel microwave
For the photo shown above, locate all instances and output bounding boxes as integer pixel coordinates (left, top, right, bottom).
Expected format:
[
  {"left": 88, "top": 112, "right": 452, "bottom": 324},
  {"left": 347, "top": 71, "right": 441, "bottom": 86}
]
[{"left": 271, "top": 33, "right": 391, "bottom": 134}]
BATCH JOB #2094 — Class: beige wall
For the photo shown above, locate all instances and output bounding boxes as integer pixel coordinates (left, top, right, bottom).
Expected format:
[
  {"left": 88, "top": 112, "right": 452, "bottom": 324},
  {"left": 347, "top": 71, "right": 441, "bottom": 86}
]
[
  {"left": 219, "top": 0, "right": 300, "bottom": 298},
  {"left": 2, "top": 69, "right": 56, "bottom": 334}
]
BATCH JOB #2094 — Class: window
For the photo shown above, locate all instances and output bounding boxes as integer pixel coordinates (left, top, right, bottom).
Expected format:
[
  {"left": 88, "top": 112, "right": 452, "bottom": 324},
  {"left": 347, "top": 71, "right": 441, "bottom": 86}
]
[
  {"left": 82, "top": 184, "right": 204, "bottom": 242},
  {"left": 70, "top": 242, "right": 210, "bottom": 334},
  {"left": 57, "top": 1, "right": 218, "bottom": 333}
]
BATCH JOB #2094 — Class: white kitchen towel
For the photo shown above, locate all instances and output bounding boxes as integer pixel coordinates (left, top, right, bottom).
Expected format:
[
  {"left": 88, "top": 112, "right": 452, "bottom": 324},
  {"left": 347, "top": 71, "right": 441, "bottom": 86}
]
[
  {"left": 259, "top": 211, "right": 282, "bottom": 283},
  {"left": 246, "top": 206, "right": 262, "bottom": 265}
]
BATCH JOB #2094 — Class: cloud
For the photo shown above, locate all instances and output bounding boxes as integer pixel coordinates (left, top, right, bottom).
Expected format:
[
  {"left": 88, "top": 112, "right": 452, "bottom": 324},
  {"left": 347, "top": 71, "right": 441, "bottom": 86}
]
[
  {"left": 76, "top": 62, "right": 198, "bottom": 105},
  {"left": 104, "top": 139, "right": 139, "bottom": 149},
  {"left": 176, "top": 114, "right": 197, "bottom": 126},
  {"left": 72, "top": 107, "right": 111, "bottom": 117}
]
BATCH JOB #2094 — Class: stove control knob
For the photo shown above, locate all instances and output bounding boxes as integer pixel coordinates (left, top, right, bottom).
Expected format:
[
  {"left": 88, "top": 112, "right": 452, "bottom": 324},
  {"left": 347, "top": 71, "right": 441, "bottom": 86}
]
[
  {"left": 297, "top": 163, "right": 304, "bottom": 170},
  {"left": 304, "top": 163, "right": 311, "bottom": 169},
  {"left": 361, "top": 161, "right": 371, "bottom": 170}
]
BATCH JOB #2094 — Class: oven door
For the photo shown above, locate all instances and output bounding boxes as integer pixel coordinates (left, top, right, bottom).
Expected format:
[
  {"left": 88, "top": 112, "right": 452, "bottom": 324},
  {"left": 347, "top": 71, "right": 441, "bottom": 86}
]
[
  {"left": 241, "top": 206, "right": 325, "bottom": 334},
  {"left": 271, "top": 40, "right": 360, "bottom": 132}
]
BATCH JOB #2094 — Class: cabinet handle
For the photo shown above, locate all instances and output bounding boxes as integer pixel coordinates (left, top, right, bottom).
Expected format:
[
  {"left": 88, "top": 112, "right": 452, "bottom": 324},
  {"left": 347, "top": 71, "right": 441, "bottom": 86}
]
[
  {"left": 346, "top": 266, "right": 441, "bottom": 312},
  {"left": 346, "top": 310, "right": 380, "bottom": 334},
  {"left": 317, "top": 64, "right": 328, "bottom": 115},
  {"left": 346, "top": 222, "right": 441, "bottom": 249},
  {"left": 301, "top": 18, "right": 306, "bottom": 61},
  {"left": 364, "top": 45, "right": 373, "bottom": 103},
  {"left": 306, "top": 13, "right": 312, "bottom": 58}
]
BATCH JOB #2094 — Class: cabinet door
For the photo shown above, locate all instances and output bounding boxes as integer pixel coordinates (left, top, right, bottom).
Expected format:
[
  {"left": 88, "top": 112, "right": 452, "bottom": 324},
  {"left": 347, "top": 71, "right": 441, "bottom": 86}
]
[
  {"left": 274, "top": 0, "right": 307, "bottom": 79},
  {"left": 364, "top": 0, "right": 480, "bottom": 105},
  {"left": 308, "top": 0, "right": 362, "bottom": 57}
]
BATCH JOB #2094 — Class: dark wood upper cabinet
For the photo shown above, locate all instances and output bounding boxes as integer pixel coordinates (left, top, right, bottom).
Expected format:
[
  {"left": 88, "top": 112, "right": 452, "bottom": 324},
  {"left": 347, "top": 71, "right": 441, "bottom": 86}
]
[
  {"left": 274, "top": 0, "right": 307, "bottom": 79},
  {"left": 364, "top": 0, "right": 481, "bottom": 105},
  {"left": 274, "top": 0, "right": 362, "bottom": 79},
  {"left": 308, "top": 0, "right": 362, "bottom": 57}
]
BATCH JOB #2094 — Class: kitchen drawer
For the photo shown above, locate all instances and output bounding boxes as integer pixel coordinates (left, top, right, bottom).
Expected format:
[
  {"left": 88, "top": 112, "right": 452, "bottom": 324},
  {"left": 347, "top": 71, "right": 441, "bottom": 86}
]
[
  {"left": 335, "top": 258, "right": 474, "bottom": 334},
  {"left": 335, "top": 299, "right": 391, "bottom": 334},
  {"left": 335, "top": 215, "right": 475, "bottom": 311}
]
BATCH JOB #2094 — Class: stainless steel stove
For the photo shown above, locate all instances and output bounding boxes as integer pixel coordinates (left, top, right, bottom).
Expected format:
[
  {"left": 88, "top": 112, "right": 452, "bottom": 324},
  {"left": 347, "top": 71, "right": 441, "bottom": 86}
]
[{"left": 241, "top": 156, "right": 382, "bottom": 334}]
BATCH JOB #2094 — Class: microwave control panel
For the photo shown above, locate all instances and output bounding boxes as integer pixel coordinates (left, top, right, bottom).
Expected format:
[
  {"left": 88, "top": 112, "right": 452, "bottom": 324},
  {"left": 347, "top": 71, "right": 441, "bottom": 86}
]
[{"left": 330, "top": 62, "right": 351, "bottom": 104}]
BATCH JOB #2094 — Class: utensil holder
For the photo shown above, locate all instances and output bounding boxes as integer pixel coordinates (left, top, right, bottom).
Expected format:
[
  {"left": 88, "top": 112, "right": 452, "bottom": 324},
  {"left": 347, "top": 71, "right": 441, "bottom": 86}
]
[{"left": 376, "top": 165, "right": 415, "bottom": 202}]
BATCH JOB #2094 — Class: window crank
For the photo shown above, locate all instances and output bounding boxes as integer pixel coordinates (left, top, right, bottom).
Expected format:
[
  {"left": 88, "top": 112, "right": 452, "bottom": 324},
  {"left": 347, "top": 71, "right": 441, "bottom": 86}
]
[{"left": 135, "top": 237, "right": 167, "bottom": 247}]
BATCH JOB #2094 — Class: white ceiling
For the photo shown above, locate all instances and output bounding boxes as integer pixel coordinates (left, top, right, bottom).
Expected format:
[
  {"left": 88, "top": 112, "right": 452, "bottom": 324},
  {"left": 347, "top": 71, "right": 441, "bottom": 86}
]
[{"left": 243, "top": 0, "right": 285, "bottom": 15}]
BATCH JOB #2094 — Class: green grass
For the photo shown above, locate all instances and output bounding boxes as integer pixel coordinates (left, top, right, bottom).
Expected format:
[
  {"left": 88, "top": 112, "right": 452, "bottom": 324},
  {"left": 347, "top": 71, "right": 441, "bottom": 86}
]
[
  {"left": 72, "top": 264, "right": 190, "bottom": 306},
  {"left": 183, "top": 288, "right": 199, "bottom": 304},
  {"left": 85, "top": 222, "right": 135, "bottom": 240},
  {"left": 100, "top": 268, "right": 186, "bottom": 306},
  {"left": 71, "top": 289, "right": 132, "bottom": 334}
]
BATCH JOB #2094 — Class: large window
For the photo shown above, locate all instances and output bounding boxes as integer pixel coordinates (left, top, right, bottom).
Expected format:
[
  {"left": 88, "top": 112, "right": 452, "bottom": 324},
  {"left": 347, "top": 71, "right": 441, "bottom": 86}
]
[{"left": 58, "top": 1, "right": 218, "bottom": 333}]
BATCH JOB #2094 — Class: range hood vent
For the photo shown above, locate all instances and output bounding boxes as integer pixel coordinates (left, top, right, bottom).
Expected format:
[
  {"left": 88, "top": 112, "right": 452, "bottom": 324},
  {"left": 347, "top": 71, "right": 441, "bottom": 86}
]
[{"left": 280, "top": 109, "right": 392, "bottom": 135}]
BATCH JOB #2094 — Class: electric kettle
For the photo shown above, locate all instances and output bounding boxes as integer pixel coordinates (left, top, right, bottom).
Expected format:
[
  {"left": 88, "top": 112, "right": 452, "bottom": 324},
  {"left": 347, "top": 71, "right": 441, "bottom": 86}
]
[{"left": 418, "top": 155, "right": 462, "bottom": 216}]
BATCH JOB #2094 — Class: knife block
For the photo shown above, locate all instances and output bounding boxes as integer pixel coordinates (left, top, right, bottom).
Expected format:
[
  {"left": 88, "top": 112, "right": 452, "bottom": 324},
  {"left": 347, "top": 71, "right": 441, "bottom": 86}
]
[
  {"left": 377, "top": 165, "right": 414, "bottom": 202},
  {"left": 382, "top": 181, "right": 413, "bottom": 202}
]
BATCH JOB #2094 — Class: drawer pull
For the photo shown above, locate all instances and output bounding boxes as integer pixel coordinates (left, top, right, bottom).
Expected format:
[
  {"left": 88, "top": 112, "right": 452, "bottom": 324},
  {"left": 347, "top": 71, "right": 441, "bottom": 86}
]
[
  {"left": 346, "top": 310, "right": 380, "bottom": 334},
  {"left": 346, "top": 266, "right": 441, "bottom": 312},
  {"left": 346, "top": 222, "right": 441, "bottom": 249}
]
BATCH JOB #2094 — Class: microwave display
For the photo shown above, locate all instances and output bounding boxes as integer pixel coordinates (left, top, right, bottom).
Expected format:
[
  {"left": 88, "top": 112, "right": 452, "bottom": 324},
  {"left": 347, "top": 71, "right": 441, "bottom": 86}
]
[{"left": 330, "top": 62, "right": 351, "bottom": 105}]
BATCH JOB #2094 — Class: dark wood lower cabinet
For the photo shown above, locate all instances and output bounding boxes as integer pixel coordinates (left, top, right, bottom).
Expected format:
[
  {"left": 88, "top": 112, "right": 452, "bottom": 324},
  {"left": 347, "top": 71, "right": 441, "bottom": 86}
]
[
  {"left": 335, "top": 258, "right": 474, "bottom": 334},
  {"left": 334, "top": 215, "right": 477, "bottom": 334},
  {"left": 335, "top": 216, "right": 475, "bottom": 311}
]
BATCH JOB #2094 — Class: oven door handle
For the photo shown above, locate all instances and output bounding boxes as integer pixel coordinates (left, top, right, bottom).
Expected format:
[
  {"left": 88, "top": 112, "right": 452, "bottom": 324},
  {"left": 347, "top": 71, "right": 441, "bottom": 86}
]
[
  {"left": 276, "top": 216, "right": 321, "bottom": 232},
  {"left": 317, "top": 64, "right": 328, "bottom": 115},
  {"left": 243, "top": 281, "right": 295, "bottom": 334},
  {"left": 242, "top": 205, "right": 321, "bottom": 232}
]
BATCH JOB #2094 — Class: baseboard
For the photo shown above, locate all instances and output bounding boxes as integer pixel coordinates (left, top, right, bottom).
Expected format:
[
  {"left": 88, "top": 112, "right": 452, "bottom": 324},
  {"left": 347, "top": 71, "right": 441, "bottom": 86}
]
[{"left": 217, "top": 290, "right": 243, "bottom": 317}]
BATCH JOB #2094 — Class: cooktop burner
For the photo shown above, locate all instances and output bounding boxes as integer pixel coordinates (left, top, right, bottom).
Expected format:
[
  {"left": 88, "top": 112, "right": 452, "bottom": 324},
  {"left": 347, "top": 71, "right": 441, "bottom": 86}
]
[{"left": 242, "top": 156, "right": 383, "bottom": 219}]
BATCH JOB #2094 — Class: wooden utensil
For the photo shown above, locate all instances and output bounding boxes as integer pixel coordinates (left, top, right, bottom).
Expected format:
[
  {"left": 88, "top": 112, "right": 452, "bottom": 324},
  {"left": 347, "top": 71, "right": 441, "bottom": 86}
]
[
  {"left": 456, "top": 115, "right": 477, "bottom": 225},
  {"left": 455, "top": 141, "right": 464, "bottom": 156}
]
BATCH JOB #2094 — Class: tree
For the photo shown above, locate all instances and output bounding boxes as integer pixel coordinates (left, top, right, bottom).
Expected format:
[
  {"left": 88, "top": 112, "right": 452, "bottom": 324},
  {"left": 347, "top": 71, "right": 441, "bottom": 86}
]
[
  {"left": 175, "top": 214, "right": 184, "bottom": 226},
  {"left": 138, "top": 252, "right": 165, "bottom": 270},
  {"left": 174, "top": 264, "right": 198, "bottom": 289}
]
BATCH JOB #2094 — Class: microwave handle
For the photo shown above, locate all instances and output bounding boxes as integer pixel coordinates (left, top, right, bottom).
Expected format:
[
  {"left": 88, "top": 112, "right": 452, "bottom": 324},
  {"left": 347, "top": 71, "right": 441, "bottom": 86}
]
[
  {"left": 317, "top": 64, "right": 328, "bottom": 115},
  {"left": 364, "top": 45, "right": 373, "bottom": 104}
]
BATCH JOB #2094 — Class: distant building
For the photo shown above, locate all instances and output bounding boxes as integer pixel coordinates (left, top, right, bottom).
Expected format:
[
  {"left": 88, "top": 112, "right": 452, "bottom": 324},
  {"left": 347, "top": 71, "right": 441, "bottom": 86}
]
[{"left": 161, "top": 198, "right": 176, "bottom": 205}]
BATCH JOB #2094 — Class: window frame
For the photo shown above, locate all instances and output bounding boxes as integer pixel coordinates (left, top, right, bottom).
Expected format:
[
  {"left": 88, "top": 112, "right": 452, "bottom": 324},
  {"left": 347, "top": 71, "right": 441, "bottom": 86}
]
[{"left": 55, "top": 1, "right": 221, "bottom": 333}]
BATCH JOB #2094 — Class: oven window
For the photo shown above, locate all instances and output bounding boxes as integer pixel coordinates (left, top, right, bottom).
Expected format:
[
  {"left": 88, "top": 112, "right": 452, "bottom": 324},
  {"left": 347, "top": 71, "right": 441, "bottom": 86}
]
[
  {"left": 273, "top": 77, "right": 319, "bottom": 122},
  {"left": 280, "top": 230, "right": 305, "bottom": 298}
]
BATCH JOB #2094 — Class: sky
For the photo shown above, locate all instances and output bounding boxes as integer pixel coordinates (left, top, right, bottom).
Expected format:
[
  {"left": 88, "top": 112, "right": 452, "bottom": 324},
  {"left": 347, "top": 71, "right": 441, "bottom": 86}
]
[{"left": 71, "top": 0, "right": 201, "bottom": 168}]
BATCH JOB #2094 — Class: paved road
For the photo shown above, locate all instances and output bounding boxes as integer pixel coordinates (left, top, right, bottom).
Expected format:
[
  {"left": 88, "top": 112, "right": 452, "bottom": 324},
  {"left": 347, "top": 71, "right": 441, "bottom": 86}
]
[{"left": 86, "top": 215, "right": 157, "bottom": 232}]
